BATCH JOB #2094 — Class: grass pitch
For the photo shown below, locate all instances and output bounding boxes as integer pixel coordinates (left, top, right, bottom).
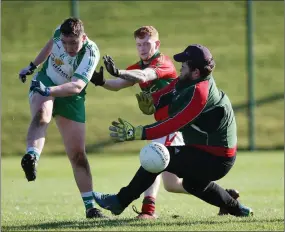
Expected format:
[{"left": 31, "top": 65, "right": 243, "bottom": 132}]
[{"left": 2, "top": 151, "right": 284, "bottom": 231}]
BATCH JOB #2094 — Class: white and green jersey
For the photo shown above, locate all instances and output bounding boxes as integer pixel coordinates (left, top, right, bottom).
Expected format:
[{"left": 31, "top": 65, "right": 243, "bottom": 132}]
[{"left": 41, "top": 26, "right": 100, "bottom": 86}]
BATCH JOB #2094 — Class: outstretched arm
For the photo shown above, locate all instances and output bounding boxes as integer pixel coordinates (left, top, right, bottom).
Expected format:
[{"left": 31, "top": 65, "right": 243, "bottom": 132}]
[
  {"left": 103, "top": 78, "right": 135, "bottom": 91},
  {"left": 118, "top": 68, "right": 157, "bottom": 83},
  {"left": 32, "top": 39, "right": 53, "bottom": 66}
]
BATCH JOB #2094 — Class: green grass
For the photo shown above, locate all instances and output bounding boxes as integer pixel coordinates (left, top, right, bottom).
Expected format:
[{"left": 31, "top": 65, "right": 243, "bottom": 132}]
[
  {"left": 1, "top": 151, "right": 284, "bottom": 231},
  {"left": 1, "top": 1, "right": 284, "bottom": 156}
]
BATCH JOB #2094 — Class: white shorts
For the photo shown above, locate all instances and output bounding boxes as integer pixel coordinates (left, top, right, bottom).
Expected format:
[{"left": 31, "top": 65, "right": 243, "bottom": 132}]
[{"left": 151, "top": 131, "right": 184, "bottom": 146}]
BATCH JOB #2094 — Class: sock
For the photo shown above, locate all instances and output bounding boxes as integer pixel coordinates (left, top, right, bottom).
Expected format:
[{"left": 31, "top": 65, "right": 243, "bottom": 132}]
[
  {"left": 182, "top": 180, "right": 240, "bottom": 215},
  {"left": 26, "top": 147, "right": 41, "bottom": 161},
  {"left": 81, "top": 191, "right": 96, "bottom": 211},
  {"left": 141, "top": 196, "right": 156, "bottom": 215}
]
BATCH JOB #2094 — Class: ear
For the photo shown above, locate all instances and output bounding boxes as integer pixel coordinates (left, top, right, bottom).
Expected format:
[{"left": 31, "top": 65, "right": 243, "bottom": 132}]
[
  {"left": 193, "top": 68, "right": 200, "bottom": 78},
  {"left": 82, "top": 34, "right": 87, "bottom": 41},
  {"left": 155, "top": 40, "right": 161, "bottom": 49}
]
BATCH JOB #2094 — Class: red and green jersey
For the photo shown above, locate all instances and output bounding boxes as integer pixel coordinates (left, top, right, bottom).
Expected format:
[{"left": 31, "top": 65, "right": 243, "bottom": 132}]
[
  {"left": 126, "top": 51, "right": 177, "bottom": 121},
  {"left": 141, "top": 75, "right": 237, "bottom": 157}
]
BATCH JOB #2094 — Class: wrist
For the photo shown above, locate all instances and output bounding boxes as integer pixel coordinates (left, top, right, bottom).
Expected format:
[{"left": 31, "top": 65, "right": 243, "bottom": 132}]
[
  {"left": 46, "top": 87, "right": 51, "bottom": 96},
  {"left": 135, "top": 126, "right": 144, "bottom": 140},
  {"left": 30, "top": 61, "right": 38, "bottom": 71},
  {"left": 116, "top": 69, "right": 121, "bottom": 77}
]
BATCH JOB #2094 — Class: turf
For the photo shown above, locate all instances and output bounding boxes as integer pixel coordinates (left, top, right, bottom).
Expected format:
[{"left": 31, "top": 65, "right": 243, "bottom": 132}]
[
  {"left": 1, "top": 1, "right": 284, "bottom": 157},
  {"left": 1, "top": 151, "right": 284, "bottom": 231}
]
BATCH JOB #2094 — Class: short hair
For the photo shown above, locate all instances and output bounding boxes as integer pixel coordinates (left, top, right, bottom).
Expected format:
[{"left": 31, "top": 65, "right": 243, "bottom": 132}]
[
  {"left": 60, "top": 17, "right": 84, "bottom": 37},
  {"left": 133, "top": 26, "right": 159, "bottom": 40}
]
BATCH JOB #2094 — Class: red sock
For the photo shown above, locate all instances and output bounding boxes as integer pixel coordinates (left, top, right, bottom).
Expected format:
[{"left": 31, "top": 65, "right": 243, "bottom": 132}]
[{"left": 141, "top": 196, "right": 156, "bottom": 215}]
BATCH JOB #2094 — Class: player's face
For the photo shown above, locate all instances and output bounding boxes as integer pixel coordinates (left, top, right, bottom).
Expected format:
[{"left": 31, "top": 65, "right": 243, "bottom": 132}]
[
  {"left": 179, "top": 62, "right": 191, "bottom": 80},
  {"left": 61, "top": 34, "right": 86, "bottom": 57},
  {"left": 135, "top": 35, "right": 160, "bottom": 61},
  {"left": 179, "top": 62, "right": 200, "bottom": 80}
]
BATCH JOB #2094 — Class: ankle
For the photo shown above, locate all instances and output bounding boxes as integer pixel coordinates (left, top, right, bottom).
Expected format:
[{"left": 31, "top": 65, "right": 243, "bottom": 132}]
[
  {"left": 81, "top": 191, "right": 96, "bottom": 211},
  {"left": 26, "top": 147, "right": 41, "bottom": 161},
  {"left": 141, "top": 196, "right": 156, "bottom": 214}
]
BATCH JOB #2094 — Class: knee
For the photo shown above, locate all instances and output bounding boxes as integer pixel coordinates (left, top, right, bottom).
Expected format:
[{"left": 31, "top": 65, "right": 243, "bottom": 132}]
[
  {"left": 182, "top": 178, "right": 210, "bottom": 194},
  {"left": 163, "top": 180, "right": 180, "bottom": 193},
  {"left": 69, "top": 152, "right": 89, "bottom": 169},
  {"left": 33, "top": 108, "right": 51, "bottom": 126},
  {"left": 163, "top": 184, "right": 176, "bottom": 193}
]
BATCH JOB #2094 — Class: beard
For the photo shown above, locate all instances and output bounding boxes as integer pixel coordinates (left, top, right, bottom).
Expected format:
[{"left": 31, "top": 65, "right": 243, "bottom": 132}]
[{"left": 179, "top": 72, "right": 193, "bottom": 81}]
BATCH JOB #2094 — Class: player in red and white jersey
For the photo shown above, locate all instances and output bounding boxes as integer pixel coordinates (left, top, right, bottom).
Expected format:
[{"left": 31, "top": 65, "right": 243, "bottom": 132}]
[{"left": 90, "top": 26, "right": 187, "bottom": 219}]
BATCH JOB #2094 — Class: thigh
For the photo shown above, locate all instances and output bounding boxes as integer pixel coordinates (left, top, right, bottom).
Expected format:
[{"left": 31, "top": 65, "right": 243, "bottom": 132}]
[
  {"left": 29, "top": 72, "right": 55, "bottom": 117},
  {"left": 55, "top": 116, "right": 85, "bottom": 155},
  {"left": 165, "top": 146, "right": 235, "bottom": 181}
]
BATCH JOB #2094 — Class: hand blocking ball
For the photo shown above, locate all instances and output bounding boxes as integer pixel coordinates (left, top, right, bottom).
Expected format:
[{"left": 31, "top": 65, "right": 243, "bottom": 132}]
[{"left": 139, "top": 142, "right": 170, "bottom": 173}]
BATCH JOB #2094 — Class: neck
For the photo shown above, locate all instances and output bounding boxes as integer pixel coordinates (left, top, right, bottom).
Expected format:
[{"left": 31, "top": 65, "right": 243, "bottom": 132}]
[{"left": 141, "top": 50, "right": 160, "bottom": 65}]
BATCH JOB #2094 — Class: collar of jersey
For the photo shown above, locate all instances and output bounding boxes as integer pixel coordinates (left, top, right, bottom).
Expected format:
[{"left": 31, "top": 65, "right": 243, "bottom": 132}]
[{"left": 138, "top": 51, "right": 161, "bottom": 69}]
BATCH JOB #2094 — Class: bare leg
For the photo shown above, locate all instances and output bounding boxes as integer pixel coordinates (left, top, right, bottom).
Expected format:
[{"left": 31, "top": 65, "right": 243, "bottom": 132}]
[
  {"left": 55, "top": 116, "right": 92, "bottom": 192},
  {"left": 162, "top": 171, "right": 188, "bottom": 194},
  {"left": 55, "top": 116, "right": 107, "bottom": 218},
  {"left": 21, "top": 92, "right": 54, "bottom": 181},
  {"left": 144, "top": 174, "right": 161, "bottom": 198},
  {"left": 27, "top": 92, "right": 54, "bottom": 157}
]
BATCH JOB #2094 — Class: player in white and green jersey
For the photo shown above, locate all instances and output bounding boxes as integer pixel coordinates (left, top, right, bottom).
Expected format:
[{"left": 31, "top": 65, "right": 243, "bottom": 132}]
[{"left": 18, "top": 18, "right": 107, "bottom": 219}]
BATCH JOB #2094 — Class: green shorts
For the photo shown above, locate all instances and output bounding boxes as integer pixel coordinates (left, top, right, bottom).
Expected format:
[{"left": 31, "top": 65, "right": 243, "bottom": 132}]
[{"left": 30, "top": 71, "right": 86, "bottom": 123}]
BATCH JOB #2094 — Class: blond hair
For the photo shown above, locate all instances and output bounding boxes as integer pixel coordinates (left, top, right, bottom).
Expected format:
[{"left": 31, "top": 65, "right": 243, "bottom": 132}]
[{"left": 133, "top": 26, "right": 159, "bottom": 40}]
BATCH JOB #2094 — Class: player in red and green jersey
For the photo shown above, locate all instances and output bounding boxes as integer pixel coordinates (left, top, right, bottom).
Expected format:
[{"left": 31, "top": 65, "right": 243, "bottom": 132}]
[
  {"left": 90, "top": 26, "right": 188, "bottom": 219},
  {"left": 92, "top": 44, "right": 253, "bottom": 218}
]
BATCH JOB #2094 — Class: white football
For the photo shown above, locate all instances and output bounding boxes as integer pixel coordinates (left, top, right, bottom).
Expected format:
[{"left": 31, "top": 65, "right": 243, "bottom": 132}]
[{"left": 139, "top": 142, "right": 170, "bottom": 173}]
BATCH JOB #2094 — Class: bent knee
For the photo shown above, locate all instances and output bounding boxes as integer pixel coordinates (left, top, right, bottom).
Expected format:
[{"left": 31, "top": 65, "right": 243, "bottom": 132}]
[
  {"left": 164, "top": 184, "right": 176, "bottom": 193},
  {"left": 163, "top": 181, "right": 181, "bottom": 193},
  {"left": 34, "top": 108, "right": 52, "bottom": 126},
  {"left": 69, "top": 152, "right": 89, "bottom": 168}
]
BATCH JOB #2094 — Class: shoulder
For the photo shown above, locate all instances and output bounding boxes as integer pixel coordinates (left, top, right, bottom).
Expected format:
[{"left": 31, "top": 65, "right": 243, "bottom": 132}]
[
  {"left": 53, "top": 25, "right": 61, "bottom": 39},
  {"left": 82, "top": 38, "right": 100, "bottom": 56},
  {"left": 151, "top": 53, "right": 175, "bottom": 66}
]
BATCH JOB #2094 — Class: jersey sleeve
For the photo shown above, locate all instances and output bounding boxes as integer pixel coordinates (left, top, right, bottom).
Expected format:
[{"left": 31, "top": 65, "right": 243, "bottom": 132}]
[
  {"left": 73, "top": 45, "right": 100, "bottom": 83},
  {"left": 149, "top": 56, "right": 177, "bottom": 79},
  {"left": 141, "top": 80, "right": 210, "bottom": 140}
]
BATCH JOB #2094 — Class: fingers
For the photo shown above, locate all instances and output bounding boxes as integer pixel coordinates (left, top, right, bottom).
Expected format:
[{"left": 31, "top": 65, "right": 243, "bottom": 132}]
[
  {"left": 103, "top": 55, "right": 115, "bottom": 65},
  {"left": 111, "top": 121, "right": 122, "bottom": 127},
  {"left": 19, "top": 75, "right": 26, "bottom": 83},
  {"left": 99, "top": 66, "right": 103, "bottom": 73},
  {"left": 136, "top": 93, "right": 141, "bottom": 103}
]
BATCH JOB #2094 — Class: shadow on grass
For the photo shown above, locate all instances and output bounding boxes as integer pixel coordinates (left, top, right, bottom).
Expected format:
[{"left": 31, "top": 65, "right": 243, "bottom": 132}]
[{"left": 2, "top": 217, "right": 284, "bottom": 231}]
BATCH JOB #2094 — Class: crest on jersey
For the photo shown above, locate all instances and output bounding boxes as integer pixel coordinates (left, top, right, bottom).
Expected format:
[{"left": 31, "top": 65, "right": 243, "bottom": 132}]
[{"left": 54, "top": 58, "right": 64, "bottom": 66}]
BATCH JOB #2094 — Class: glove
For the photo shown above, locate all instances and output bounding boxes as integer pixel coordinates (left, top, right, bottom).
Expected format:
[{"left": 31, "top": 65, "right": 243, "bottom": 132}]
[
  {"left": 90, "top": 66, "right": 106, "bottom": 86},
  {"left": 19, "top": 62, "right": 38, "bottom": 83},
  {"left": 103, "top": 55, "right": 120, "bottom": 77},
  {"left": 109, "top": 118, "right": 143, "bottom": 142},
  {"left": 136, "top": 92, "right": 155, "bottom": 115},
  {"left": 30, "top": 80, "right": 51, "bottom": 96}
]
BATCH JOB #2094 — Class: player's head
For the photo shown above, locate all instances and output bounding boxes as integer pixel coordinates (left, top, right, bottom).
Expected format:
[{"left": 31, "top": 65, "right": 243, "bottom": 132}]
[
  {"left": 60, "top": 18, "right": 86, "bottom": 57},
  {"left": 173, "top": 44, "right": 215, "bottom": 81},
  {"left": 134, "top": 26, "right": 160, "bottom": 61}
]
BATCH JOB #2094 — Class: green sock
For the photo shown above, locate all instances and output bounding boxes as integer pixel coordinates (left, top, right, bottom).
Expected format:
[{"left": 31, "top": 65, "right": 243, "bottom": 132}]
[
  {"left": 26, "top": 147, "right": 40, "bottom": 161},
  {"left": 81, "top": 192, "right": 96, "bottom": 211}
]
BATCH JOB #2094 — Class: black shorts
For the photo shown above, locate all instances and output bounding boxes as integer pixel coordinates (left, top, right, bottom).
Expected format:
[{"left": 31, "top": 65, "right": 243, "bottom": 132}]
[{"left": 165, "top": 146, "right": 236, "bottom": 182}]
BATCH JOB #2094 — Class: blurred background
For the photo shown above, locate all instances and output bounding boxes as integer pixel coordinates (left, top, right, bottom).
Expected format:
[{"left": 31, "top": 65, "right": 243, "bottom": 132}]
[{"left": 1, "top": 1, "right": 284, "bottom": 157}]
